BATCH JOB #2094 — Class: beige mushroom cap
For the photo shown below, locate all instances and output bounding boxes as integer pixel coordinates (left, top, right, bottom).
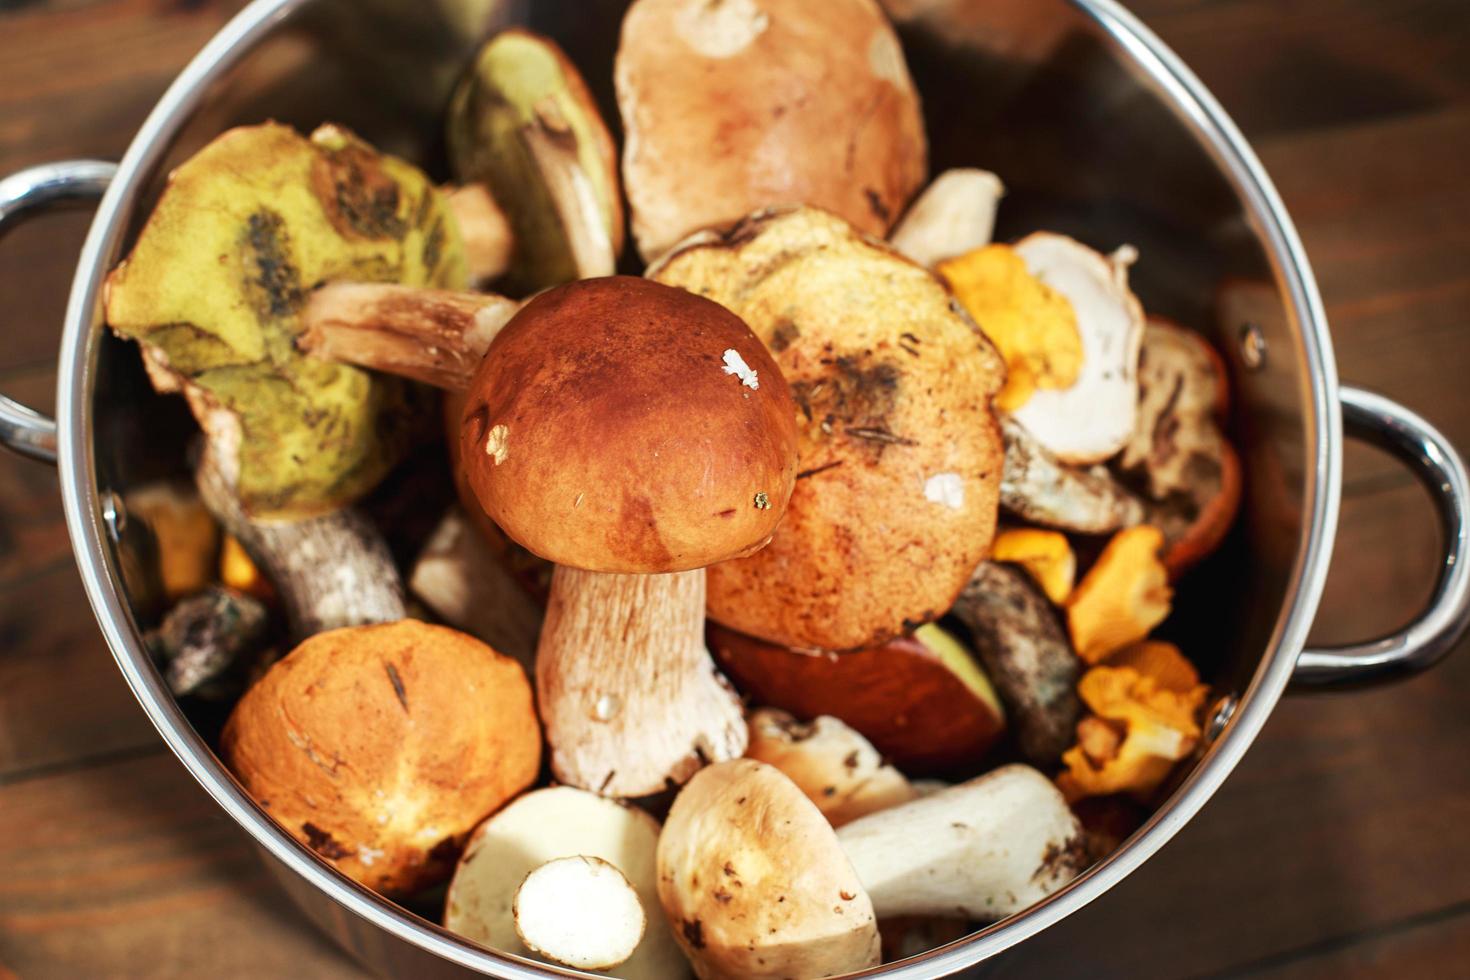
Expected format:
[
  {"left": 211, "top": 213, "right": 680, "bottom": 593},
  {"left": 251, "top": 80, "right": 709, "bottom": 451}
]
[
  {"left": 656, "top": 759, "right": 880, "bottom": 979},
  {"left": 616, "top": 0, "right": 927, "bottom": 261}
]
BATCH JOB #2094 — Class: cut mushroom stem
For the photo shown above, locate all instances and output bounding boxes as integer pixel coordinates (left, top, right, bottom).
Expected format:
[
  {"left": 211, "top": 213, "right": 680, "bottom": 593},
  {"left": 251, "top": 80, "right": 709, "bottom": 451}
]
[
  {"left": 514, "top": 856, "right": 647, "bottom": 972},
  {"left": 746, "top": 709, "right": 916, "bottom": 827},
  {"left": 1000, "top": 417, "right": 1145, "bottom": 534},
  {"left": 196, "top": 454, "right": 406, "bottom": 642},
  {"left": 835, "top": 765, "right": 1087, "bottom": 921},
  {"left": 299, "top": 283, "right": 519, "bottom": 390},
  {"left": 889, "top": 168, "right": 1005, "bottom": 267},
  {"left": 538, "top": 566, "right": 747, "bottom": 797},
  {"left": 446, "top": 183, "right": 515, "bottom": 286}
]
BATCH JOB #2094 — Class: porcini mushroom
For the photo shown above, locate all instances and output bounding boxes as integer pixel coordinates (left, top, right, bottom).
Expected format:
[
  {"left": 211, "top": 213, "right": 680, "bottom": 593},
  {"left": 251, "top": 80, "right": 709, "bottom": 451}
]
[
  {"left": 1004, "top": 233, "right": 1146, "bottom": 464},
  {"left": 710, "top": 622, "right": 1005, "bottom": 774},
  {"left": 105, "top": 123, "right": 468, "bottom": 638},
  {"left": 999, "top": 417, "right": 1145, "bottom": 534},
  {"left": 745, "top": 709, "right": 916, "bottom": 827},
  {"left": 950, "top": 562, "right": 1081, "bottom": 767},
  {"left": 221, "top": 620, "right": 541, "bottom": 896},
  {"left": 447, "top": 28, "right": 623, "bottom": 291},
  {"left": 616, "top": 0, "right": 927, "bottom": 261},
  {"left": 835, "top": 765, "right": 1087, "bottom": 920},
  {"left": 656, "top": 759, "right": 882, "bottom": 979},
  {"left": 890, "top": 169, "right": 1005, "bottom": 268},
  {"left": 458, "top": 276, "right": 800, "bottom": 796},
  {"left": 513, "top": 856, "right": 648, "bottom": 972},
  {"left": 652, "top": 206, "right": 1006, "bottom": 652},
  {"left": 445, "top": 786, "right": 685, "bottom": 980}
]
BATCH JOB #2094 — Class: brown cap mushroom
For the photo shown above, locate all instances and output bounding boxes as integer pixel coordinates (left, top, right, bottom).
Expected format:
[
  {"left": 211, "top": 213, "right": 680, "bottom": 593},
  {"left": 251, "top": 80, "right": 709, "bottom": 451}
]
[
  {"left": 616, "top": 0, "right": 927, "bottom": 261},
  {"left": 458, "top": 276, "right": 800, "bottom": 796},
  {"left": 652, "top": 207, "right": 1005, "bottom": 652},
  {"left": 445, "top": 786, "right": 685, "bottom": 980},
  {"left": 220, "top": 620, "right": 540, "bottom": 896},
  {"left": 656, "top": 759, "right": 881, "bottom": 979}
]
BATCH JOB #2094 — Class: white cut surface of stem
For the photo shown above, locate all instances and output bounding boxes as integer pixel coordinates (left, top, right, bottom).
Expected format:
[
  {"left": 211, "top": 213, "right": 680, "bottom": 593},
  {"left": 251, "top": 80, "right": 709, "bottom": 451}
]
[
  {"left": 537, "top": 566, "right": 746, "bottom": 797},
  {"left": 299, "top": 282, "right": 518, "bottom": 390},
  {"left": 836, "top": 765, "right": 1086, "bottom": 920},
  {"left": 889, "top": 168, "right": 1005, "bottom": 267},
  {"left": 195, "top": 454, "right": 405, "bottom": 642},
  {"left": 445, "top": 786, "right": 687, "bottom": 980},
  {"left": 513, "top": 856, "right": 647, "bottom": 971},
  {"left": 447, "top": 182, "right": 515, "bottom": 285},
  {"left": 409, "top": 507, "right": 542, "bottom": 673},
  {"left": 745, "top": 709, "right": 915, "bottom": 827}
]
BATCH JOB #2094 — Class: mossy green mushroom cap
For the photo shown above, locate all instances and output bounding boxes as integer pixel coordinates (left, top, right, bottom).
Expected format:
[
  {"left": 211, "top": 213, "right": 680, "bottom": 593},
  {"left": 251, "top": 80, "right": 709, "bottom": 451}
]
[{"left": 105, "top": 122, "right": 467, "bottom": 519}]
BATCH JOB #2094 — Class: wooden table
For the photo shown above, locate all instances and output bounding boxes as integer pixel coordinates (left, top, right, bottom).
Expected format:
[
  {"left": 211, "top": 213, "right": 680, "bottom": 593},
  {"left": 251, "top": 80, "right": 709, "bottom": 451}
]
[{"left": 1, "top": 1, "right": 1467, "bottom": 976}]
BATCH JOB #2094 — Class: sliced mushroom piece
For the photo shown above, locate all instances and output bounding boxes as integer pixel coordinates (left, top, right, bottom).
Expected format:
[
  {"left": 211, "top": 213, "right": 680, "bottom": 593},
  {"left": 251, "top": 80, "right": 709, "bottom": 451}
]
[
  {"left": 221, "top": 621, "right": 541, "bottom": 896},
  {"left": 446, "top": 786, "right": 685, "bottom": 980},
  {"left": 746, "top": 709, "right": 916, "bottom": 827},
  {"left": 1007, "top": 233, "right": 1146, "bottom": 464},
  {"left": 299, "top": 283, "right": 519, "bottom": 391},
  {"left": 890, "top": 169, "right": 1005, "bottom": 268},
  {"left": 657, "top": 759, "right": 881, "bottom": 980},
  {"left": 616, "top": 0, "right": 926, "bottom": 261},
  {"left": 459, "top": 277, "right": 799, "bottom": 796},
  {"left": 514, "top": 856, "right": 647, "bottom": 972},
  {"left": 408, "top": 506, "right": 542, "bottom": 673},
  {"left": 835, "top": 765, "right": 1087, "bottom": 920},
  {"left": 710, "top": 622, "right": 1006, "bottom": 775},
  {"left": 949, "top": 562, "right": 1081, "bottom": 767},
  {"left": 447, "top": 28, "right": 622, "bottom": 292},
  {"left": 1000, "top": 417, "right": 1145, "bottom": 534},
  {"left": 651, "top": 206, "right": 1006, "bottom": 652}
]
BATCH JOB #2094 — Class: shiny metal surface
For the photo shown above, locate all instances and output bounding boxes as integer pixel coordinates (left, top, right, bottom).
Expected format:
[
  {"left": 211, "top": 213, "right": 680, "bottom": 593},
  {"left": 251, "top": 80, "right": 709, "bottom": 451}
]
[
  {"left": 3, "top": 0, "right": 1455, "bottom": 977},
  {"left": 0, "top": 160, "right": 115, "bottom": 463},
  {"left": 1294, "top": 387, "right": 1470, "bottom": 686}
]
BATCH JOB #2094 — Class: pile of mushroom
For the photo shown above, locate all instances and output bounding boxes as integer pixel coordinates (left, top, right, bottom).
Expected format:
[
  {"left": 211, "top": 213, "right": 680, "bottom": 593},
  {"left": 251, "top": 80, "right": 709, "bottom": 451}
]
[{"left": 97, "top": 1, "right": 1252, "bottom": 976}]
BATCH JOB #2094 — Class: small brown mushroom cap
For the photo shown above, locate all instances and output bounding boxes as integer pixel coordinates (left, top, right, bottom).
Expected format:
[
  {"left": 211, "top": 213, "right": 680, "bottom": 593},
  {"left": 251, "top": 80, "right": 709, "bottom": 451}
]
[
  {"left": 657, "top": 759, "right": 881, "bottom": 979},
  {"left": 616, "top": 0, "right": 927, "bottom": 261},
  {"left": 221, "top": 620, "right": 540, "bottom": 896},
  {"left": 652, "top": 208, "right": 1005, "bottom": 650},
  {"left": 460, "top": 276, "right": 799, "bottom": 573}
]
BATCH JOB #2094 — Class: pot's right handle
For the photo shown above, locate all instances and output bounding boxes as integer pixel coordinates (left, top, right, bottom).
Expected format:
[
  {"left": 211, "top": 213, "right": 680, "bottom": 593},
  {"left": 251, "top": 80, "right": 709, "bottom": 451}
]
[
  {"left": 0, "top": 160, "right": 117, "bottom": 464},
  {"left": 1293, "top": 386, "right": 1470, "bottom": 688}
]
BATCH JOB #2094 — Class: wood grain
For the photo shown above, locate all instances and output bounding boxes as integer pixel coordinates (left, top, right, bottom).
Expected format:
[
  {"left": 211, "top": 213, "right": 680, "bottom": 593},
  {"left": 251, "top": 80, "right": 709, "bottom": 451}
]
[{"left": 0, "top": 0, "right": 1466, "bottom": 977}]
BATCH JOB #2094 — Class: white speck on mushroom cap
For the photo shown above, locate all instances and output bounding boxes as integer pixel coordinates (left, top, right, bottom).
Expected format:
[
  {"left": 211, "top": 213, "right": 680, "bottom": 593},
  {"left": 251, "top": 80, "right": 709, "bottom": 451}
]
[
  {"left": 722, "top": 348, "right": 760, "bottom": 389},
  {"left": 358, "top": 845, "right": 384, "bottom": 867},
  {"left": 924, "top": 472, "right": 965, "bottom": 509},
  {"left": 675, "top": 0, "right": 769, "bottom": 58},
  {"left": 867, "top": 28, "right": 909, "bottom": 89},
  {"left": 484, "top": 424, "right": 509, "bottom": 465}
]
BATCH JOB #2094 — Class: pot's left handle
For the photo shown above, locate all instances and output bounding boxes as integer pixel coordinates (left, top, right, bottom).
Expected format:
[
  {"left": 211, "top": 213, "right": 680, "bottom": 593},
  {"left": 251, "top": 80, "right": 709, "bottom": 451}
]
[
  {"left": 1294, "top": 387, "right": 1470, "bottom": 687},
  {"left": 0, "top": 160, "right": 117, "bottom": 464}
]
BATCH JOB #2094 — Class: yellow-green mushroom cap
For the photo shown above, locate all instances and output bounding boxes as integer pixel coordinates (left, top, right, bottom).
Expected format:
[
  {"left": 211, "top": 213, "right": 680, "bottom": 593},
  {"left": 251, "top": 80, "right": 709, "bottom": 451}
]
[{"left": 105, "top": 123, "right": 467, "bottom": 519}]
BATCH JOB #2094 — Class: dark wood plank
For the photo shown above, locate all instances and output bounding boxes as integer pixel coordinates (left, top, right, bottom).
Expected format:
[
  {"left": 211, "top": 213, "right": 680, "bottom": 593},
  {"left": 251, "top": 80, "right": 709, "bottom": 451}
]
[
  {"left": 0, "top": 365, "right": 68, "bottom": 585},
  {"left": 0, "top": 750, "right": 366, "bottom": 978},
  {"left": 1237, "top": 902, "right": 1470, "bottom": 979}
]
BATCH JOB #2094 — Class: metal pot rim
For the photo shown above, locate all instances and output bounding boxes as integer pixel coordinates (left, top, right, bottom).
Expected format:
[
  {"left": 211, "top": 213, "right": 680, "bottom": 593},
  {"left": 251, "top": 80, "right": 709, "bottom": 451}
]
[{"left": 51, "top": 0, "right": 1342, "bottom": 976}]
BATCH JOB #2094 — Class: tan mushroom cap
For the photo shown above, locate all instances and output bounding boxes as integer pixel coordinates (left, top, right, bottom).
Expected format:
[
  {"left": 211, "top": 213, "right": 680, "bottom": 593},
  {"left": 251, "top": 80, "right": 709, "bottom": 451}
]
[
  {"left": 220, "top": 620, "right": 540, "bottom": 896},
  {"left": 656, "top": 759, "right": 880, "bottom": 979},
  {"left": 616, "top": 0, "right": 927, "bottom": 261},
  {"left": 460, "top": 276, "right": 799, "bottom": 573}
]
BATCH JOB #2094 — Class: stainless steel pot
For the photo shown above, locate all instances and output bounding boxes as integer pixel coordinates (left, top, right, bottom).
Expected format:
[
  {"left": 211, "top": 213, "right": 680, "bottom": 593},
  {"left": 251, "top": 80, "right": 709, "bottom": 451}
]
[{"left": 3, "top": 0, "right": 1468, "bottom": 976}]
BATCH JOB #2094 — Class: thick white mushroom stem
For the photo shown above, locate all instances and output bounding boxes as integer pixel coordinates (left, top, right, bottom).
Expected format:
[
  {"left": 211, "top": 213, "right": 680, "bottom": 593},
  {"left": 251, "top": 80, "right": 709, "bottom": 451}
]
[
  {"left": 514, "top": 856, "right": 647, "bottom": 972},
  {"left": 889, "top": 168, "right": 1005, "bottom": 267},
  {"left": 835, "top": 765, "right": 1087, "bottom": 921},
  {"left": 537, "top": 566, "right": 747, "bottom": 798},
  {"left": 299, "top": 283, "right": 519, "bottom": 390},
  {"left": 446, "top": 183, "right": 515, "bottom": 285},
  {"left": 195, "top": 454, "right": 405, "bottom": 642}
]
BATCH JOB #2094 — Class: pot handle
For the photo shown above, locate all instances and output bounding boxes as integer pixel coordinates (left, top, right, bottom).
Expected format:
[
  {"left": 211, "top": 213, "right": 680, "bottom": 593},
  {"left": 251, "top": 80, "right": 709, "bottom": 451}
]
[
  {"left": 0, "top": 160, "right": 117, "bottom": 464},
  {"left": 1293, "top": 386, "right": 1470, "bottom": 687}
]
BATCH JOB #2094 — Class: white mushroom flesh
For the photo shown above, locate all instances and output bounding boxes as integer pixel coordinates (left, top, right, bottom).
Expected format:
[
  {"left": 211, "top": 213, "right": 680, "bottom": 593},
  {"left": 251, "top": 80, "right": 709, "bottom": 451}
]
[
  {"left": 514, "top": 856, "right": 647, "bottom": 971},
  {"left": 889, "top": 168, "right": 1005, "bottom": 267}
]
